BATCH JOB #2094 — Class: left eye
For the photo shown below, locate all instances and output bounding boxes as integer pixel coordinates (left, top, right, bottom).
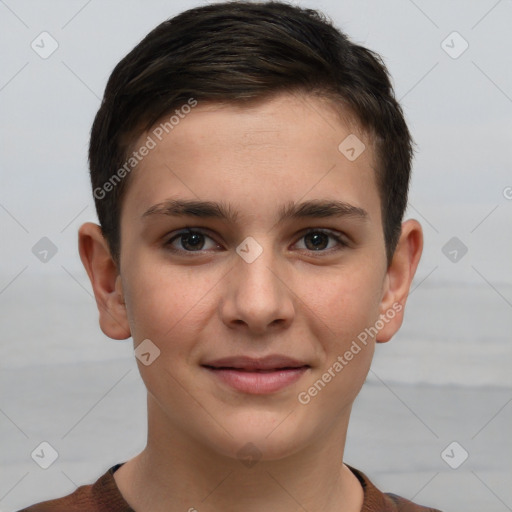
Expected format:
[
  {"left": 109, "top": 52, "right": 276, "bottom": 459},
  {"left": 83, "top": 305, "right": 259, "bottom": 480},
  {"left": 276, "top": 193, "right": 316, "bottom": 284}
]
[{"left": 294, "top": 230, "right": 345, "bottom": 251}]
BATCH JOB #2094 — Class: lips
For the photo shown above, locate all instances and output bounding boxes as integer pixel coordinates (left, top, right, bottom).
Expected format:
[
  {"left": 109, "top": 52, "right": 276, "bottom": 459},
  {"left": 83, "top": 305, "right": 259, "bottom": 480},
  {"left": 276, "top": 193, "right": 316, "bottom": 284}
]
[
  {"left": 202, "top": 355, "right": 310, "bottom": 394},
  {"left": 202, "top": 355, "right": 310, "bottom": 371}
]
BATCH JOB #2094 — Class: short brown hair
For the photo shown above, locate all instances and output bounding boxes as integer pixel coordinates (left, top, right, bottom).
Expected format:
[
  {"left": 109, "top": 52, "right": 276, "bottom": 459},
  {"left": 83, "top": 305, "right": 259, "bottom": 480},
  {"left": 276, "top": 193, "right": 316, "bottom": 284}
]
[{"left": 89, "top": 0, "right": 414, "bottom": 268}]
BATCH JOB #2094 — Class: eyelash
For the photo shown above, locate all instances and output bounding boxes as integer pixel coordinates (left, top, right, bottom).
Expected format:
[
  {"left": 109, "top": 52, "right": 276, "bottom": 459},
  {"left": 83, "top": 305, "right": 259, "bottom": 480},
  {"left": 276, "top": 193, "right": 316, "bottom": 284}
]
[{"left": 163, "top": 228, "right": 348, "bottom": 256}]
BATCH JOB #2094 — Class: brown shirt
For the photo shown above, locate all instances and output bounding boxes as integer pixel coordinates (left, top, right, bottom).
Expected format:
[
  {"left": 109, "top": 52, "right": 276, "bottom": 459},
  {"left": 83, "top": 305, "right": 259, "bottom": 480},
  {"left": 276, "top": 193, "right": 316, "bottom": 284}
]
[{"left": 17, "top": 463, "right": 442, "bottom": 511}]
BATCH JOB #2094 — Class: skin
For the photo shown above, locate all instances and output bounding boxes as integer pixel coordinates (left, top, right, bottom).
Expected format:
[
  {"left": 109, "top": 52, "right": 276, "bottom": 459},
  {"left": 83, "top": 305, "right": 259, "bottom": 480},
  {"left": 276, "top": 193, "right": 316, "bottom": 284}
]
[{"left": 79, "top": 92, "right": 423, "bottom": 512}]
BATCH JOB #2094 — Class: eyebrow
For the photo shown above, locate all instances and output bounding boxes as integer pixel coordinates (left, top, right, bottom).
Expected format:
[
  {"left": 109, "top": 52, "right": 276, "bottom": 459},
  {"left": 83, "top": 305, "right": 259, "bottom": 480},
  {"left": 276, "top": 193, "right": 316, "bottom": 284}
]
[{"left": 141, "top": 198, "right": 368, "bottom": 224}]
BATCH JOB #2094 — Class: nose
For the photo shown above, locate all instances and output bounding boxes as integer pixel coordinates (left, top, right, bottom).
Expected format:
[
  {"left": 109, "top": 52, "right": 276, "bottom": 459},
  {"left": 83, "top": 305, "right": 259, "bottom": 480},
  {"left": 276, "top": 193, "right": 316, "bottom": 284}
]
[{"left": 219, "top": 240, "right": 295, "bottom": 335}]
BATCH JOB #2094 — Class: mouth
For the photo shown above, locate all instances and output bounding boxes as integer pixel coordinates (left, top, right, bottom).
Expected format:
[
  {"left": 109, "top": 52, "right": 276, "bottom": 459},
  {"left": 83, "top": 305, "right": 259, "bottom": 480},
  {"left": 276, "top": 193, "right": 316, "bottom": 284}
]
[
  {"left": 201, "top": 355, "right": 310, "bottom": 394},
  {"left": 203, "top": 366, "right": 308, "bottom": 372}
]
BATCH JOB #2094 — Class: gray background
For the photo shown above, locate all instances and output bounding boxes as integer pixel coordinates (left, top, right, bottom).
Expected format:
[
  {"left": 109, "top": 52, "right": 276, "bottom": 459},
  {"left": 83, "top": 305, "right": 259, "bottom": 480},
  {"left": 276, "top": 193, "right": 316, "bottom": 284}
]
[{"left": 1, "top": 1, "right": 511, "bottom": 511}]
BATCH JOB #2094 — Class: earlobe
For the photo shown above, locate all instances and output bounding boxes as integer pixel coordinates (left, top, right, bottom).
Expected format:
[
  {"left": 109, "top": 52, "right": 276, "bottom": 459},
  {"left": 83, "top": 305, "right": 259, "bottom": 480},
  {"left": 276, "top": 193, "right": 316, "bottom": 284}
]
[
  {"left": 376, "top": 219, "right": 423, "bottom": 343},
  {"left": 78, "top": 222, "right": 131, "bottom": 340}
]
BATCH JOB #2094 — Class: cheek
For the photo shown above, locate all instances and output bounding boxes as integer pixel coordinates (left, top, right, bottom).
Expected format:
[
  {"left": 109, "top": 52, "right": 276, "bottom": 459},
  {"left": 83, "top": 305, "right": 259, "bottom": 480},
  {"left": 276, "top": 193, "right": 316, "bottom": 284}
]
[
  {"left": 295, "top": 272, "right": 380, "bottom": 415},
  {"left": 122, "top": 264, "right": 214, "bottom": 404},
  {"left": 122, "top": 256, "right": 214, "bottom": 346},
  {"left": 299, "top": 265, "right": 383, "bottom": 345}
]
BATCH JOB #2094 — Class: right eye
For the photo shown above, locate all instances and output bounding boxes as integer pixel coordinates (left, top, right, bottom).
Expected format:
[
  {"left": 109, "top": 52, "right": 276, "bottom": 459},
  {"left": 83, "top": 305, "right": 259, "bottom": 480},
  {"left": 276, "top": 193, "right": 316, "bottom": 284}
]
[{"left": 164, "top": 228, "right": 221, "bottom": 254}]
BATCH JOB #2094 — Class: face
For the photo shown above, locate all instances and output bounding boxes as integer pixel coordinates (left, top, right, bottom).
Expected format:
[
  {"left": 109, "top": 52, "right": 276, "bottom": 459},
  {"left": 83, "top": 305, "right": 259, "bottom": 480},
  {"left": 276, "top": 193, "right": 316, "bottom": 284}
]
[{"left": 114, "top": 92, "right": 396, "bottom": 461}]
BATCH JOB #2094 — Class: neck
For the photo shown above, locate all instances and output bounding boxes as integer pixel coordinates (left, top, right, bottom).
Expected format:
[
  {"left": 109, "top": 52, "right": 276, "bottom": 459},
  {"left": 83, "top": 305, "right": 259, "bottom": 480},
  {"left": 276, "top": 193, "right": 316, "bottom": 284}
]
[{"left": 114, "top": 396, "right": 363, "bottom": 512}]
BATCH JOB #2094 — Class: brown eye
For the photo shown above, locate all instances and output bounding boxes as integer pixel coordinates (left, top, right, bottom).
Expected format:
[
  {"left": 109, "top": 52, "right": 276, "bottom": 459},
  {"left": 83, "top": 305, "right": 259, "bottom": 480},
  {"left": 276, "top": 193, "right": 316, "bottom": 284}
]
[
  {"left": 294, "top": 229, "right": 347, "bottom": 252},
  {"left": 165, "top": 229, "right": 219, "bottom": 253},
  {"left": 304, "top": 231, "right": 329, "bottom": 251},
  {"left": 180, "top": 232, "right": 205, "bottom": 251}
]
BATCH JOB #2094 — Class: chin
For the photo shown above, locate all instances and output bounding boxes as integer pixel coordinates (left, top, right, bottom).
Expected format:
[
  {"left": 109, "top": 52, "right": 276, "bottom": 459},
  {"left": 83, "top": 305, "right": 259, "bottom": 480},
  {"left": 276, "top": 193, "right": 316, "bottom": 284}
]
[{"left": 207, "top": 410, "right": 314, "bottom": 463}]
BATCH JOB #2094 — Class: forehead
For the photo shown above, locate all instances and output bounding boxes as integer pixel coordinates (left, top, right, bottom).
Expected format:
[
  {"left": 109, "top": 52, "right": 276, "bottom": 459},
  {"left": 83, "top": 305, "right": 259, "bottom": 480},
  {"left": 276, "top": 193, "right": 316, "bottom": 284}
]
[{"left": 120, "top": 92, "right": 380, "bottom": 226}]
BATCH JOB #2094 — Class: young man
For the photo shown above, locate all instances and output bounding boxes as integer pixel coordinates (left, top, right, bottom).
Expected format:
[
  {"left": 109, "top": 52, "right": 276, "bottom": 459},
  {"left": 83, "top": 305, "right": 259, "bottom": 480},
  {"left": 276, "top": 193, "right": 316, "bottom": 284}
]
[{"left": 19, "top": 1, "right": 439, "bottom": 511}]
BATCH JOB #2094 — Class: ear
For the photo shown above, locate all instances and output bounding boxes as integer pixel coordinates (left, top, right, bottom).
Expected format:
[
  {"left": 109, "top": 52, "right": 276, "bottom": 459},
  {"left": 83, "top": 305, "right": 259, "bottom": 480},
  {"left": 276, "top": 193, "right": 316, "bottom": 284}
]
[
  {"left": 78, "top": 222, "right": 131, "bottom": 340},
  {"left": 376, "top": 219, "right": 423, "bottom": 343}
]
